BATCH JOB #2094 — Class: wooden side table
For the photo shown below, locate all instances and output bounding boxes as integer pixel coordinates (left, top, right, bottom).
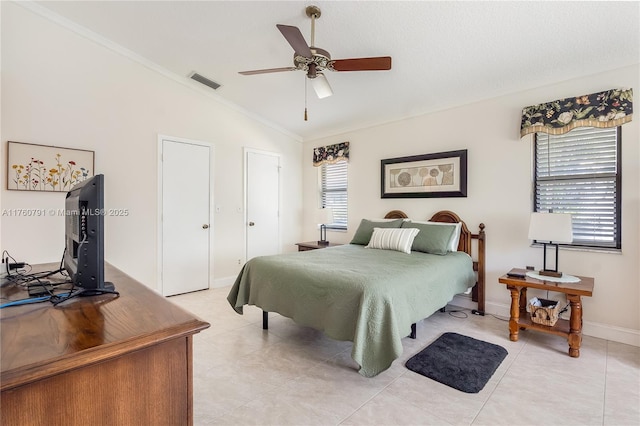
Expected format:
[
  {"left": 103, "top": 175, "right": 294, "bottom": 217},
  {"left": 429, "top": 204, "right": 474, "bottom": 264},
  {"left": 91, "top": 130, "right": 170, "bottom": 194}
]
[
  {"left": 295, "top": 241, "right": 343, "bottom": 251},
  {"left": 499, "top": 268, "right": 594, "bottom": 357}
]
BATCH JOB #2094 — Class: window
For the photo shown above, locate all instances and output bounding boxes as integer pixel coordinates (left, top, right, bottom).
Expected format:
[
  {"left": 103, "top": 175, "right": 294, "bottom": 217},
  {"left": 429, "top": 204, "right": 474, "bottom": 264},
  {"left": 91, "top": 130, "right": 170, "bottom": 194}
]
[
  {"left": 320, "top": 161, "right": 348, "bottom": 230},
  {"left": 534, "top": 126, "right": 621, "bottom": 249}
]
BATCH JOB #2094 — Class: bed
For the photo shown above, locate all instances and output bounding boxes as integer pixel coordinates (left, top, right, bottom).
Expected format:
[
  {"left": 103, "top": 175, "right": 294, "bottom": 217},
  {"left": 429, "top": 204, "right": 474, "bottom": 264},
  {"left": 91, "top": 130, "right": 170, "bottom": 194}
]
[{"left": 227, "top": 210, "right": 486, "bottom": 377}]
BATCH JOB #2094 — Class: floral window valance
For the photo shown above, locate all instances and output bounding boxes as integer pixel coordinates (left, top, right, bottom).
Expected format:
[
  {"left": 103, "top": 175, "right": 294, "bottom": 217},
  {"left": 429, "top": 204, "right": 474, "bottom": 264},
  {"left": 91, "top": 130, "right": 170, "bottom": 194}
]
[
  {"left": 520, "top": 88, "right": 633, "bottom": 138},
  {"left": 313, "top": 142, "right": 349, "bottom": 167}
]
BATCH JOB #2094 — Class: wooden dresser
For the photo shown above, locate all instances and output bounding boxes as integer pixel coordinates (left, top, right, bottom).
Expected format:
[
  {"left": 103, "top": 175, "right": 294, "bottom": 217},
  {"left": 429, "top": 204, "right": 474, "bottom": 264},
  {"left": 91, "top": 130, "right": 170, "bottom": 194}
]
[{"left": 0, "top": 264, "right": 210, "bottom": 426}]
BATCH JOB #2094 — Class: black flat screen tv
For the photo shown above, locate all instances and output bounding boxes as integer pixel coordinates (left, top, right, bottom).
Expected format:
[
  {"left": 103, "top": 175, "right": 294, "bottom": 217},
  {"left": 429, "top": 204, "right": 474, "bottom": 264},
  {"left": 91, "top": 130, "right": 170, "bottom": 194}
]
[{"left": 63, "top": 174, "right": 117, "bottom": 298}]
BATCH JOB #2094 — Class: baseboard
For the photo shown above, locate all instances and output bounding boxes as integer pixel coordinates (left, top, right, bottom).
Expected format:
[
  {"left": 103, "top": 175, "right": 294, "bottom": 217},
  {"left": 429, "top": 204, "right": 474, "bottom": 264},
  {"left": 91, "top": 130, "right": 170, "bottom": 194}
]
[
  {"left": 450, "top": 295, "right": 640, "bottom": 348},
  {"left": 212, "top": 276, "right": 236, "bottom": 289},
  {"left": 582, "top": 321, "right": 640, "bottom": 347}
]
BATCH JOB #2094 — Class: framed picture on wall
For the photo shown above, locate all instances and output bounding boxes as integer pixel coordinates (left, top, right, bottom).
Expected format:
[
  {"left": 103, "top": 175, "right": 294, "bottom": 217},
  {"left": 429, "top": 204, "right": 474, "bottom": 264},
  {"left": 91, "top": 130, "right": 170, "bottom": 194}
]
[
  {"left": 6, "top": 141, "right": 95, "bottom": 192},
  {"left": 381, "top": 149, "right": 467, "bottom": 198}
]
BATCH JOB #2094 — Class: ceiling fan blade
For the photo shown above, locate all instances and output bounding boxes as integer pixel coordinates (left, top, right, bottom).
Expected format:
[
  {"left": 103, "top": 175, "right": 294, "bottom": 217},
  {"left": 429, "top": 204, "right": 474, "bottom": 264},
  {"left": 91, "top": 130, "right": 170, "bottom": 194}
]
[
  {"left": 276, "top": 24, "right": 312, "bottom": 58},
  {"left": 239, "top": 67, "right": 297, "bottom": 76},
  {"left": 331, "top": 56, "right": 392, "bottom": 72},
  {"left": 311, "top": 73, "right": 333, "bottom": 99}
]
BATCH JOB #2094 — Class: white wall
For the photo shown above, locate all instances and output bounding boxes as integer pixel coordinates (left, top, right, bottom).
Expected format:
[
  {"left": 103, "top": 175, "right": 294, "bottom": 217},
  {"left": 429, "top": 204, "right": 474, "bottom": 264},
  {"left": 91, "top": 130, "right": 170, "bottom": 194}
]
[
  {"left": 3, "top": 1, "right": 637, "bottom": 346},
  {"left": 1, "top": 2, "right": 303, "bottom": 289},
  {"left": 303, "top": 65, "right": 639, "bottom": 345}
]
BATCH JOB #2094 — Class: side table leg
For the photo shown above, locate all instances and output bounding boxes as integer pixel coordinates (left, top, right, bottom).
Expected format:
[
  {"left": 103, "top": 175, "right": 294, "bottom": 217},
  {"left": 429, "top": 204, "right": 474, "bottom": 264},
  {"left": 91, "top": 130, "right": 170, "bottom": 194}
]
[
  {"left": 567, "top": 294, "right": 582, "bottom": 357},
  {"left": 508, "top": 286, "right": 521, "bottom": 341},
  {"left": 519, "top": 287, "right": 527, "bottom": 330}
]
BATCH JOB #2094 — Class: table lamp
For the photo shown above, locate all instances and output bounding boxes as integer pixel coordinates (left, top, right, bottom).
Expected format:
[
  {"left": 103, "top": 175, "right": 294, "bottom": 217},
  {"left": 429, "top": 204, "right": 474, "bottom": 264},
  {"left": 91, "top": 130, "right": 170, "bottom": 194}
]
[
  {"left": 316, "top": 208, "right": 334, "bottom": 245},
  {"left": 528, "top": 212, "right": 573, "bottom": 277}
]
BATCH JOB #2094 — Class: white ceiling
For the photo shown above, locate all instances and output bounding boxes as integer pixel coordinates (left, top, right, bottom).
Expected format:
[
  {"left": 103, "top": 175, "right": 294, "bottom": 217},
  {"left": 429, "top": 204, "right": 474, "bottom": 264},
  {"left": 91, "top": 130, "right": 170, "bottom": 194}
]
[{"left": 33, "top": 1, "right": 639, "bottom": 141}]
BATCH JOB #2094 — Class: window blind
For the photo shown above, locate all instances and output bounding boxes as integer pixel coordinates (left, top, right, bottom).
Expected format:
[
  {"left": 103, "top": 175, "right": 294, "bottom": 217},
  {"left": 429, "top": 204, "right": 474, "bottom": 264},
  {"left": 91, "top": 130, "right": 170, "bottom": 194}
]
[
  {"left": 321, "top": 161, "right": 348, "bottom": 230},
  {"left": 534, "top": 127, "right": 621, "bottom": 249}
]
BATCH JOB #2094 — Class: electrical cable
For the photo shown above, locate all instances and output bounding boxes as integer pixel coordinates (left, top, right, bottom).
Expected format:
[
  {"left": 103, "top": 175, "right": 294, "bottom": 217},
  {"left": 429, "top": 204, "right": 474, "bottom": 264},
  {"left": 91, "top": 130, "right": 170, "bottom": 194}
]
[
  {"left": 3, "top": 251, "right": 9, "bottom": 277},
  {"left": 0, "top": 292, "right": 73, "bottom": 309},
  {"left": 5, "top": 266, "right": 65, "bottom": 288},
  {"left": 58, "top": 247, "right": 68, "bottom": 277},
  {"left": 0, "top": 295, "right": 51, "bottom": 308},
  {"left": 447, "top": 309, "right": 469, "bottom": 319},
  {"left": 1, "top": 248, "right": 70, "bottom": 289},
  {"left": 440, "top": 305, "right": 510, "bottom": 322},
  {"left": 0, "top": 249, "right": 73, "bottom": 308},
  {"left": 3, "top": 250, "right": 20, "bottom": 278}
]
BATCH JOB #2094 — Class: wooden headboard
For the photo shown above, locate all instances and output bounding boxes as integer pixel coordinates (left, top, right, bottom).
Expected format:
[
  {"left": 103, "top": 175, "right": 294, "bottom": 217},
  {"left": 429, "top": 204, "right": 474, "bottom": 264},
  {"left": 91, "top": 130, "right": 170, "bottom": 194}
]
[
  {"left": 384, "top": 210, "right": 408, "bottom": 220},
  {"left": 383, "top": 209, "right": 486, "bottom": 315}
]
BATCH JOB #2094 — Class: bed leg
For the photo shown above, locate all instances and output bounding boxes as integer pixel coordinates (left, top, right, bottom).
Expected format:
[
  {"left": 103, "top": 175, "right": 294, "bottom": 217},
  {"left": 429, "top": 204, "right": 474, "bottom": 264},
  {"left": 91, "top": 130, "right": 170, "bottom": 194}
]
[
  {"left": 263, "top": 311, "right": 268, "bottom": 329},
  {"left": 410, "top": 323, "right": 416, "bottom": 339}
]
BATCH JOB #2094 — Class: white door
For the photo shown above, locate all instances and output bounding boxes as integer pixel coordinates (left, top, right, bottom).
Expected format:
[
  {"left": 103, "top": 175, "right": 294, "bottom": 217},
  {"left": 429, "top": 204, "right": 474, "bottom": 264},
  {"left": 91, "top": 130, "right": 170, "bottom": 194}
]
[
  {"left": 245, "top": 150, "right": 280, "bottom": 260},
  {"left": 160, "top": 137, "right": 212, "bottom": 296}
]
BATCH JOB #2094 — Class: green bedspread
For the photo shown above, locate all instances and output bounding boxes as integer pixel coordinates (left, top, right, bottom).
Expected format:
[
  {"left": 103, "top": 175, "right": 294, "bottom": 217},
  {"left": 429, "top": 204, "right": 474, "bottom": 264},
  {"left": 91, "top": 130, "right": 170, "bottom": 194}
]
[{"left": 227, "top": 244, "right": 476, "bottom": 377}]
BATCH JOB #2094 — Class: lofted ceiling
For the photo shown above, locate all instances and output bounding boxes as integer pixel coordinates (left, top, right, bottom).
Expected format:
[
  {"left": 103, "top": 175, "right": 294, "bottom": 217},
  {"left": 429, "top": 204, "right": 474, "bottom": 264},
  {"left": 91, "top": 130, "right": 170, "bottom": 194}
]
[{"left": 32, "top": 1, "right": 640, "bottom": 141}]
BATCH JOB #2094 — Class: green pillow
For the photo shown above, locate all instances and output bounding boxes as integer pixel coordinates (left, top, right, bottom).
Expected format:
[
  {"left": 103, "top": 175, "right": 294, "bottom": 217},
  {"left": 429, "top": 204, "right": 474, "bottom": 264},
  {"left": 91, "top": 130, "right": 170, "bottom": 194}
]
[
  {"left": 401, "top": 221, "right": 455, "bottom": 255},
  {"left": 350, "top": 218, "right": 405, "bottom": 245}
]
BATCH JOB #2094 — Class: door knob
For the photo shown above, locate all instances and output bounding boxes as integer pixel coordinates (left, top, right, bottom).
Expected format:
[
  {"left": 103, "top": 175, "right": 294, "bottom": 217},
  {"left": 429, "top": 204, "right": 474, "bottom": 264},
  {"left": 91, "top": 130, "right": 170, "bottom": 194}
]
[
  {"left": 248, "top": 221, "right": 255, "bottom": 226},
  {"left": 202, "top": 224, "right": 209, "bottom": 229}
]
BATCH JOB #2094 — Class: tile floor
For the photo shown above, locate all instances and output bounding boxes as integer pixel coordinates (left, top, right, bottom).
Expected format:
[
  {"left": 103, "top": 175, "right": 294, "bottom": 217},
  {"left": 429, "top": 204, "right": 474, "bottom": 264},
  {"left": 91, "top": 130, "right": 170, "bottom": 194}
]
[{"left": 170, "top": 286, "right": 640, "bottom": 426}]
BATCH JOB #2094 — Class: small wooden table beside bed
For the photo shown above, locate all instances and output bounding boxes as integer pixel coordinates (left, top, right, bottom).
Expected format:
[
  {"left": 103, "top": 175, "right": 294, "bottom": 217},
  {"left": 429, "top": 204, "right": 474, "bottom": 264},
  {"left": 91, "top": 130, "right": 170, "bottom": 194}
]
[{"left": 227, "top": 210, "right": 486, "bottom": 377}]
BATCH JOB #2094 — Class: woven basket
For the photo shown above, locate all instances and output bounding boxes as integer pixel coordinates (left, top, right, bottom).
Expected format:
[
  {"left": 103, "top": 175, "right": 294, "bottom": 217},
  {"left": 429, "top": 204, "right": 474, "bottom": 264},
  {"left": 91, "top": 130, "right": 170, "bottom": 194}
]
[{"left": 529, "top": 298, "right": 561, "bottom": 326}]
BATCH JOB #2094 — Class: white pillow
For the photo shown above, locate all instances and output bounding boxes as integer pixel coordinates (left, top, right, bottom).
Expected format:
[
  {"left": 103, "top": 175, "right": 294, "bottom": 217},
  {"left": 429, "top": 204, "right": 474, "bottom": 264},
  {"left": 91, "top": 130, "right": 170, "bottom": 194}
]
[
  {"left": 365, "top": 227, "right": 420, "bottom": 254},
  {"left": 410, "top": 220, "right": 462, "bottom": 252}
]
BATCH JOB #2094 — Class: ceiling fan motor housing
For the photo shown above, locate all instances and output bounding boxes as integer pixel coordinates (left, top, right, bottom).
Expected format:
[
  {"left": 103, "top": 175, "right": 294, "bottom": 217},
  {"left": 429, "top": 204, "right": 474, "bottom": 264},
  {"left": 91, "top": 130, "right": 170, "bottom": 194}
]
[{"left": 294, "top": 47, "right": 332, "bottom": 78}]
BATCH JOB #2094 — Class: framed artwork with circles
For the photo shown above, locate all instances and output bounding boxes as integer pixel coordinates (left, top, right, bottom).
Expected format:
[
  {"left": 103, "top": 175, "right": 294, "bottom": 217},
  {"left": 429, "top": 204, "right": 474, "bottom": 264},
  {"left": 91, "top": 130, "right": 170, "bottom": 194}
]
[{"left": 381, "top": 150, "right": 467, "bottom": 198}]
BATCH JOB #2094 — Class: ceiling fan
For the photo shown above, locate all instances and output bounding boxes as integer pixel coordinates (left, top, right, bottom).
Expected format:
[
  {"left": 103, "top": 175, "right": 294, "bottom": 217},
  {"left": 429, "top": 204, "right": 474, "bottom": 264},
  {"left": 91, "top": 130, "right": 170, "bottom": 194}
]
[{"left": 239, "top": 5, "right": 392, "bottom": 114}]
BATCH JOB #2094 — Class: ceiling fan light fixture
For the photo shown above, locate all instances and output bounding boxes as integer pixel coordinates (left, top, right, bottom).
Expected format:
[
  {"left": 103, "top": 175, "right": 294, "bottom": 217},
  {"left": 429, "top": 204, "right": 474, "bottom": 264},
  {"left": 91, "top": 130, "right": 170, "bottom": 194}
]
[{"left": 311, "top": 73, "right": 333, "bottom": 99}]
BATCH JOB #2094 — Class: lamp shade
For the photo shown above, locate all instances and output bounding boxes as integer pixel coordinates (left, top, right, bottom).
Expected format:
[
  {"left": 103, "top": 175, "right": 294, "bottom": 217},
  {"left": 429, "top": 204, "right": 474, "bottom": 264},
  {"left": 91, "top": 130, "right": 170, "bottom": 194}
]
[
  {"left": 316, "top": 208, "right": 334, "bottom": 225},
  {"left": 528, "top": 212, "right": 573, "bottom": 243}
]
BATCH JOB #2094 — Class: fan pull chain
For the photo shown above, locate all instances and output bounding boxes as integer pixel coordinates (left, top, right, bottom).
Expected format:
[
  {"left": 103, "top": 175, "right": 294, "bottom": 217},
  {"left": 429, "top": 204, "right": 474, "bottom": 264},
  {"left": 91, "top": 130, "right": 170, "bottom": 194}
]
[{"left": 304, "top": 76, "right": 308, "bottom": 121}]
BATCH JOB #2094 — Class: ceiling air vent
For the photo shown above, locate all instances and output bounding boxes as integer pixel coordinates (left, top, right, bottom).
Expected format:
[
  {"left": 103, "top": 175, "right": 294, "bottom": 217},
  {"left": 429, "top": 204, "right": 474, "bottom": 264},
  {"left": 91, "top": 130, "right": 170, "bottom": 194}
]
[{"left": 189, "top": 72, "right": 221, "bottom": 90}]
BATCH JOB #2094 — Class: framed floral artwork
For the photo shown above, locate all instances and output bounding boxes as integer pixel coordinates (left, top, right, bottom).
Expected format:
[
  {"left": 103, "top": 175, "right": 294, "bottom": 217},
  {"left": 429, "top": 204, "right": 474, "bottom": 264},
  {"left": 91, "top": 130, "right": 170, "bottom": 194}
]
[
  {"left": 381, "top": 149, "right": 467, "bottom": 198},
  {"left": 7, "top": 141, "right": 94, "bottom": 192}
]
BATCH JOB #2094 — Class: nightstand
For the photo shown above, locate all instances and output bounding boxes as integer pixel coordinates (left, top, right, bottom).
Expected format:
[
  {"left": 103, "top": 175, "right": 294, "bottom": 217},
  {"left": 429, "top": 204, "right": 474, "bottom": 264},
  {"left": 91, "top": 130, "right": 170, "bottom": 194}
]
[
  {"left": 295, "top": 241, "right": 342, "bottom": 251},
  {"left": 499, "top": 268, "right": 594, "bottom": 357}
]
